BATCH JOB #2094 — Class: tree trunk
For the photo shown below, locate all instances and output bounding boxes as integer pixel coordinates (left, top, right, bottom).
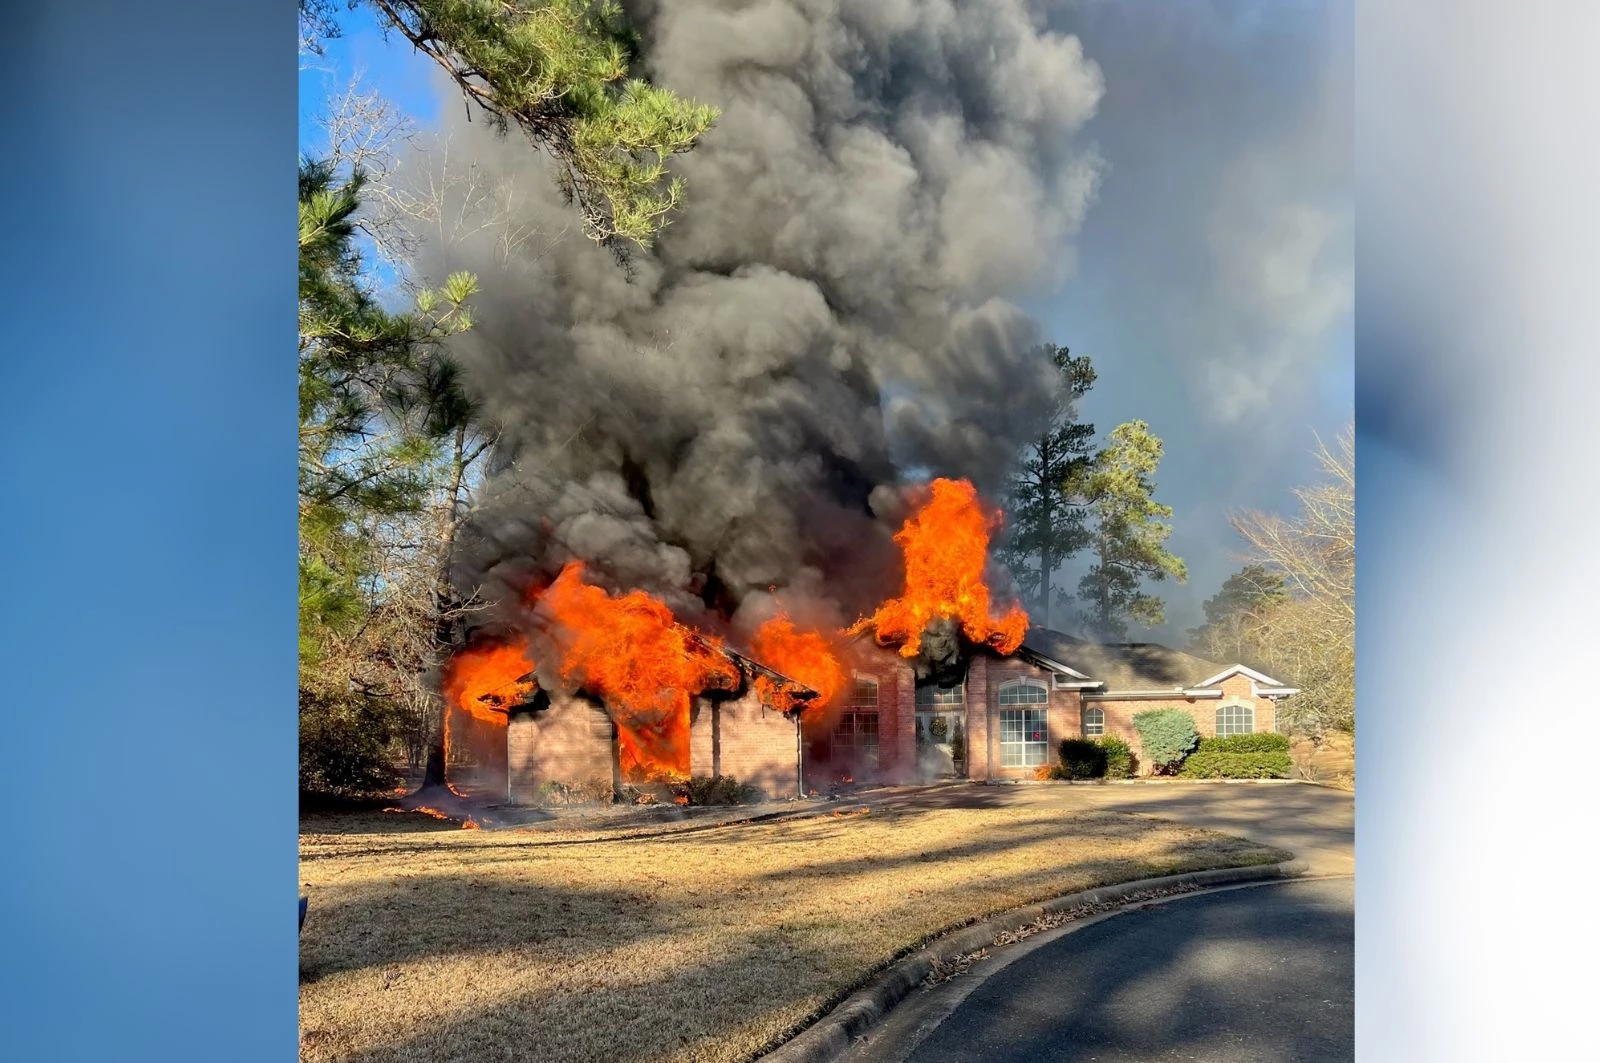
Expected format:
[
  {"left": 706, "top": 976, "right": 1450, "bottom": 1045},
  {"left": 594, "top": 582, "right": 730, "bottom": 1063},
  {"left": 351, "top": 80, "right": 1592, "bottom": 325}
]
[
  {"left": 1039, "top": 544, "right": 1052, "bottom": 631},
  {"left": 1038, "top": 433, "right": 1053, "bottom": 630},
  {"left": 420, "top": 424, "right": 471, "bottom": 793}
]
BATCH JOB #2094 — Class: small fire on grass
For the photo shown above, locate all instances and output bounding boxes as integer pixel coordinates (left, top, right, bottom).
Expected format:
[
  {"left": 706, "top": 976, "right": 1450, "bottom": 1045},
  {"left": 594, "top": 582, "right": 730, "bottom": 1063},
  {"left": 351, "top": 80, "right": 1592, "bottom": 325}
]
[{"left": 381, "top": 806, "right": 459, "bottom": 824}]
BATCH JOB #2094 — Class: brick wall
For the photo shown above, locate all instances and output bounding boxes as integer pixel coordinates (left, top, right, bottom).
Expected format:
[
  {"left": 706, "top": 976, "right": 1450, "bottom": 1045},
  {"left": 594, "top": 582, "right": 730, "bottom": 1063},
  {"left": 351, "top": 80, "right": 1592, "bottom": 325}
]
[
  {"left": 689, "top": 689, "right": 801, "bottom": 799},
  {"left": 506, "top": 693, "right": 615, "bottom": 804},
  {"left": 965, "top": 655, "right": 990, "bottom": 780},
  {"left": 890, "top": 660, "right": 917, "bottom": 783},
  {"left": 983, "top": 655, "right": 1080, "bottom": 780},
  {"left": 1086, "top": 673, "right": 1279, "bottom": 774}
]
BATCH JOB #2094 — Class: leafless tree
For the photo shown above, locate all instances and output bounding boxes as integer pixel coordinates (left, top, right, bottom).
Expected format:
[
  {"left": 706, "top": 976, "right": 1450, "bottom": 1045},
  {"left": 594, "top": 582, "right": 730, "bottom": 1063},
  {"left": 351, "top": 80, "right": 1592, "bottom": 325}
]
[{"left": 1228, "top": 426, "right": 1355, "bottom": 737}]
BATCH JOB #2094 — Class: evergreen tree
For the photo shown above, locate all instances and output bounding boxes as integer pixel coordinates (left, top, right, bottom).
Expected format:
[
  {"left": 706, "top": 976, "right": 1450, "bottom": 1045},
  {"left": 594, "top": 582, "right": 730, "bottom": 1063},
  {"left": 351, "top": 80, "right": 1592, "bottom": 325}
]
[
  {"left": 303, "top": 1, "right": 720, "bottom": 250},
  {"left": 997, "top": 345, "right": 1097, "bottom": 630},
  {"left": 1186, "top": 564, "right": 1287, "bottom": 661},
  {"left": 1072, "top": 421, "right": 1187, "bottom": 640},
  {"left": 299, "top": 156, "right": 481, "bottom": 793}
]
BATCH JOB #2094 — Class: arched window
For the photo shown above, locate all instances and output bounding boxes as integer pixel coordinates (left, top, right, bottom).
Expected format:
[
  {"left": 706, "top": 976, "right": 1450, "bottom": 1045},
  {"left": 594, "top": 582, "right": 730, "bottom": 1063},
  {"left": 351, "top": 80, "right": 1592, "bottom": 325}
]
[
  {"left": 916, "top": 683, "right": 965, "bottom": 707},
  {"left": 1216, "top": 703, "right": 1255, "bottom": 736},
  {"left": 1081, "top": 707, "right": 1105, "bottom": 737},
  {"left": 849, "top": 675, "right": 879, "bottom": 708},
  {"left": 997, "top": 678, "right": 1048, "bottom": 705}
]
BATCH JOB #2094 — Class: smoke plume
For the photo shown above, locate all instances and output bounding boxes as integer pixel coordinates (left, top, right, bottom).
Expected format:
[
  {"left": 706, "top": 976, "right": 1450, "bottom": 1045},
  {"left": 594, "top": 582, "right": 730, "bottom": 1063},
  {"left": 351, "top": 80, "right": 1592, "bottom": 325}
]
[{"left": 411, "top": 0, "right": 1107, "bottom": 641}]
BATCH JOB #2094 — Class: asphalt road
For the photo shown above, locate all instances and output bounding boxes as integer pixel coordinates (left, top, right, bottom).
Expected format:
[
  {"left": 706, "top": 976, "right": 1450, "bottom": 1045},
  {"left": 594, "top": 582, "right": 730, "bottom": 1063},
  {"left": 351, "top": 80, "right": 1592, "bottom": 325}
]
[{"left": 848, "top": 877, "right": 1353, "bottom": 1063}]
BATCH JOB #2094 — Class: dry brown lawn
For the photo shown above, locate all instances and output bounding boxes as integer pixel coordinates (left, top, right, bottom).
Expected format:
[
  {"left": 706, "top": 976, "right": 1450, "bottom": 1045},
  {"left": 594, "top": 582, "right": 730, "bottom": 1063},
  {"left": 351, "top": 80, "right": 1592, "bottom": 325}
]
[
  {"left": 299, "top": 803, "right": 1287, "bottom": 1063},
  {"left": 1292, "top": 732, "right": 1356, "bottom": 789}
]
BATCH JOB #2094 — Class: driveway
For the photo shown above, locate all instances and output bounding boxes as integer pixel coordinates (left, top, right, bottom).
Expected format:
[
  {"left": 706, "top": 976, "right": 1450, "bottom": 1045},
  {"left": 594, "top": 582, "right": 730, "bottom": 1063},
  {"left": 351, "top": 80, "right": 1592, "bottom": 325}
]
[
  {"left": 866, "top": 781, "right": 1354, "bottom": 875},
  {"left": 832, "top": 782, "right": 1353, "bottom": 1063},
  {"left": 845, "top": 876, "right": 1354, "bottom": 1063}
]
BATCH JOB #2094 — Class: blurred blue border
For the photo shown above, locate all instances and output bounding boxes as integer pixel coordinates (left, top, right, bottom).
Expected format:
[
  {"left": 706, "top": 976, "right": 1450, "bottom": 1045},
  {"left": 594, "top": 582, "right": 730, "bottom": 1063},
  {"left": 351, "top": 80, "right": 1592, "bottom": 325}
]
[{"left": 2, "top": 2, "right": 296, "bottom": 1059}]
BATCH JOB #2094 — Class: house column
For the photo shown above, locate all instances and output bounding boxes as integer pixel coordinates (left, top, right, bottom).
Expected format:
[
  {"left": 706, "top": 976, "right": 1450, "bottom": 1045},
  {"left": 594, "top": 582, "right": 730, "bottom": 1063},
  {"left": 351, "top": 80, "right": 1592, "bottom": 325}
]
[
  {"left": 965, "top": 655, "right": 990, "bottom": 781},
  {"left": 894, "top": 663, "right": 917, "bottom": 783}
]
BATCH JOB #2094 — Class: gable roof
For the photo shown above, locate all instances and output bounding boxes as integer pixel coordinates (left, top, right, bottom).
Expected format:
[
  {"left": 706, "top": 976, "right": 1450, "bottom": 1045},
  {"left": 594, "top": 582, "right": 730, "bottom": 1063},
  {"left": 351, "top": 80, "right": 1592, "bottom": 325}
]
[{"left": 1018, "top": 628, "right": 1289, "bottom": 692}]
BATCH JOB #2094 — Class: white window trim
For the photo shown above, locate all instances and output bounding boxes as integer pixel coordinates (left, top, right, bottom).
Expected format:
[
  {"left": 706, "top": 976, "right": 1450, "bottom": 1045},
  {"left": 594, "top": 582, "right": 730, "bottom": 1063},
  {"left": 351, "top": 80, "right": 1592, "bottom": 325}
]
[
  {"left": 1081, "top": 706, "right": 1105, "bottom": 737},
  {"left": 849, "top": 672, "right": 880, "bottom": 708},
  {"left": 998, "top": 707, "right": 1050, "bottom": 767},
  {"left": 997, "top": 677, "right": 1049, "bottom": 706},
  {"left": 1214, "top": 700, "right": 1256, "bottom": 737}
]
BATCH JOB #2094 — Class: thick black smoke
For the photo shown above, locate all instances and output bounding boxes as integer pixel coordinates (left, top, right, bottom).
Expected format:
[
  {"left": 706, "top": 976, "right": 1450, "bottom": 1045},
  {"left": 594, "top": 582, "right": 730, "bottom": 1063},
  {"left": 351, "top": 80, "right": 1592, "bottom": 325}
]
[{"left": 413, "top": 0, "right": 1106, "bottom": 639}]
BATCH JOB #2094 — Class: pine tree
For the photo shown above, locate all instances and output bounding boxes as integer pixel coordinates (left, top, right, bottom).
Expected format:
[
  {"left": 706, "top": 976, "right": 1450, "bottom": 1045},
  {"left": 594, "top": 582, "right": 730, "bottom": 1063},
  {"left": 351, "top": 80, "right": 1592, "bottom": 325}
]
[
  {"left": 299, "top": 156, "right": 481, "bottom": 793},
  {"left": 998, "top": 345, "right": 1097, "bottom": 630},
  {"left": 1072, "top": 421, "right": 1187, "bottom": 640},
  {"left": 1186, "top": 564, "right": 1287, "bottom": 661},
  {"left": 304, "top": 1, "right": 720, "bottom": 251}
]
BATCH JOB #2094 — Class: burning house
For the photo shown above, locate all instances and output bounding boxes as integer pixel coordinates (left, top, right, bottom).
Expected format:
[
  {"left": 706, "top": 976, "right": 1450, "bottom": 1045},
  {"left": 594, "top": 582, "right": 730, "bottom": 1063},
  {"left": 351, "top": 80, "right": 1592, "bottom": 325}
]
[
  {"left": 444, "top": 478, "right": 1297, "bottom": 803},
  {"left": 402, "top": 4, "right": 1291, "bottom": 802},
  {"left": 504, "top": 645, "right": 818, "bottom": 802}
]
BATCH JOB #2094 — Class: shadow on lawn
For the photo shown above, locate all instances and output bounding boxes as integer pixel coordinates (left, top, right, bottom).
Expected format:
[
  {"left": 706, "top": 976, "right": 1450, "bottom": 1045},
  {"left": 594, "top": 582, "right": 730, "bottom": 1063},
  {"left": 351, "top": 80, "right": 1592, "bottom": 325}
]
[
  {"left": 298, "top": 876, "right": 656, "bottom": 985},
  {"left": 302, "top": 853, "right": 1319, "bottom": 1063}
]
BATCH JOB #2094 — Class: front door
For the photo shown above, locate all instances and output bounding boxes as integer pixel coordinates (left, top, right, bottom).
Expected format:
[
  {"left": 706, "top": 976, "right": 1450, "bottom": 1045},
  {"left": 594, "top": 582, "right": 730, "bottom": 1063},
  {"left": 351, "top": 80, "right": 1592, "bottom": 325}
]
[{"left": 917, "top": 710, "right": 967, "bottom": 778}]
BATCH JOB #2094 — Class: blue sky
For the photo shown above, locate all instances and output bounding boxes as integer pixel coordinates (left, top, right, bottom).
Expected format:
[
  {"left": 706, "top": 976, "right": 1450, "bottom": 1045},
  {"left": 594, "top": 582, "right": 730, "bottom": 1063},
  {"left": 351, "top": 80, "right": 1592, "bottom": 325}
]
[{"left": 299, "top": 2, "right": 1352, "bottom": 644}]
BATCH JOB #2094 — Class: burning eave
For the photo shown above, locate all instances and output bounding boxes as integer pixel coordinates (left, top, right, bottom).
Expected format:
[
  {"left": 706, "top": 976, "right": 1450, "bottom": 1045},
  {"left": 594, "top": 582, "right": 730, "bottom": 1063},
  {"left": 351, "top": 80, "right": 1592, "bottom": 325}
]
[{"left": 712, "top": 641, "right": 820, "bottom": 717}]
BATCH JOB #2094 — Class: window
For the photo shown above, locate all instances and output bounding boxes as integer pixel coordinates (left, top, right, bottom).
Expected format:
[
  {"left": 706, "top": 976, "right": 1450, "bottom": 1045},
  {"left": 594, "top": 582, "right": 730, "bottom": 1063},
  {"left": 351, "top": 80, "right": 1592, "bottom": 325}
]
[
  {"left": 1081, "top": 707, "right": 1105, "bottom": 737},
  {"left": 1216, "top": 703, "right": 1254, "bottom": 736},
  {"left": 997, "top": 678, "right": 1048, "bottom": 706},
  {"left": 999, "top": 709, "right": 1049, "bottom": 767},
  {"left": 916, "top": 683, "right": 965, "bottom": 707},
  {"left": 832, "top": 711, "right": 880, "bottom": 766},
  {"left": 849, "top": 675, "right": 879, "bottom": 708}
]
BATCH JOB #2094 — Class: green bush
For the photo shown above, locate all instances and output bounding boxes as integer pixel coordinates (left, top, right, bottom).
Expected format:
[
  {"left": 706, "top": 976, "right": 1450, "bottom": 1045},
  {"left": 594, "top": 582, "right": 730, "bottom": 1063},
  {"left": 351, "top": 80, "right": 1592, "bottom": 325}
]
[
  {"left": 679, "top": 775, "right": 764, "bottom": 806},
  {"left": 1199, "top": 733, "right": 1290, "bottom": 754},
  {"left": 1096, "top": 735, "right": 1135, "bottom": 778},
  {"left": 1179, "top": 751, "right": 1293, "bottom": 779},
  {"left": 1058, "top": 739, "right": 1108, "bottom": 779},
  {"left": 1131, "top": 709, "right": 1200, "bottom": 774},
  {"left": 298, "top": 689, "right": 402, "bottom": 797}
]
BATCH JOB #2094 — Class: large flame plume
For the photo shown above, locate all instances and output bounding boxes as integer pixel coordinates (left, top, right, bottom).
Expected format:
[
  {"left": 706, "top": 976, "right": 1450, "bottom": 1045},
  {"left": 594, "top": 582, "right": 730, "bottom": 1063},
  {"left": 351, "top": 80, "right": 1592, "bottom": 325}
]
[
  {"left": 439, "top": 636, "right": 537, "bottom": 767},
  {"left": 849, "top": 478, "right": 1028, "bottom": 658},
  {"left": 441, "top": 637, "right": 538, "bottom": 726},
  {"left": 750, "top": 614, "right": 848, "bottom": 718},
  {"left": 532, "top": 561, "right": 740, "bottom": 780}
]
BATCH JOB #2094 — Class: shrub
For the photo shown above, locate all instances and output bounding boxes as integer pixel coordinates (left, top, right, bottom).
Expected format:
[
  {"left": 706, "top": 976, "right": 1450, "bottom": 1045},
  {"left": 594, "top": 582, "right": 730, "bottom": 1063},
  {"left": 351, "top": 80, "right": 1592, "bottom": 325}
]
[
  {"left": 679, "top": 775, "right": 764, "bottom": 806},
  {"left": 1058, "top": 738, "right": 1108, "bottom": 779},
  {"left": 1178, "top": 751, "right": 1294, "bottom": 779},
  {"left": 536, "top": 776, "right": 616, "bottom": 806},
  {"left": 1131, "top": 709, "right": 1200, "bottom": 774},
  {"left": 298, "top": 689, "right": 402, "bottom": 797},
  {"left": 1200, "top": 733, "right": 1290, "bottom": 754},
  {"left": 1096, "top": 735, "right": 1135, "bottom": 778}
]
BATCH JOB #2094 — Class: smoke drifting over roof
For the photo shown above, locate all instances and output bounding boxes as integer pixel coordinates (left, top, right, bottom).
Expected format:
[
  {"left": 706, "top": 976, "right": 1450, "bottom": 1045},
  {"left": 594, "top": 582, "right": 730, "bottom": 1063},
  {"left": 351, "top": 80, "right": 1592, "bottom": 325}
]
[{"left": 413, "top": 1, "right": 1107, "bottom": 635}]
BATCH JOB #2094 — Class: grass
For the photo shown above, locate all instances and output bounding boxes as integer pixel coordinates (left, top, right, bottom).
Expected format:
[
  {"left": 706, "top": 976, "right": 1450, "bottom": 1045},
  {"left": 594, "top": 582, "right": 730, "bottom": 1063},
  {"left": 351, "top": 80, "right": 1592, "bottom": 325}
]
[
  {"left": 299, "top": 804, "right": 1288, "bottom": 1063},
  {"left": 1291, "top": 732, "right": 1355, "bottom": 789}
]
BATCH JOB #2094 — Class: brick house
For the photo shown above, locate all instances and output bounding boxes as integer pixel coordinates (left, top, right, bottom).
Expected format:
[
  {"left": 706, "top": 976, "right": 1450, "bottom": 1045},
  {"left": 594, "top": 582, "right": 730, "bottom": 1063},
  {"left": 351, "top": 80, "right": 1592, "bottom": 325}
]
[
  {"left": 506, "top": 650, "right": 813, "bottom": 803},
  {"left": 504, "top": 627, "right": 1298, "bottom": 802},
  {"left": 809, "top": 628, "right": 1299, "bottom": 784}
]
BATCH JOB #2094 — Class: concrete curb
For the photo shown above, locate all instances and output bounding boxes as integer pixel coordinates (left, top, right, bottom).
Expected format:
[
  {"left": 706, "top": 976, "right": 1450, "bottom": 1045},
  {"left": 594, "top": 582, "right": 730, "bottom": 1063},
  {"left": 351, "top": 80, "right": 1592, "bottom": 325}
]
[{"left": 754, "top": 858, "right": 1310, "bottom": 1063}]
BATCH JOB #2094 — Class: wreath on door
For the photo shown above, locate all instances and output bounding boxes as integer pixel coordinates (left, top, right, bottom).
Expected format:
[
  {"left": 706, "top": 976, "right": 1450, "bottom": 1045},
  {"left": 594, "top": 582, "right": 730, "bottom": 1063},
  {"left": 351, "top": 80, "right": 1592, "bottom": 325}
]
[{"left": 929, "top": 716, "right": 950, "bottom": 741}]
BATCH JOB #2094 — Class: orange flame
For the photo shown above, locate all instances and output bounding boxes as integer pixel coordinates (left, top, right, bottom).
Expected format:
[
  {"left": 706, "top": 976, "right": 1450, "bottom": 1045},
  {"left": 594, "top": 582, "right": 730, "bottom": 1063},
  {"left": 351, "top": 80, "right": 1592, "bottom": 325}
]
[
  {"left": 750, "top": 614, "right": 847, "bottom": 717},
  {"left": 848, "top": 478, "right": 1028, "bottom": 657},
  {"left": 534, "top": 562, "right": 740, "bottom": 781},
  {"left": 442, "top": 637, "right": 537, "bottom": 726},
  {"left": 384, "top": 806, "right": 456, "bottom": 822}
]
